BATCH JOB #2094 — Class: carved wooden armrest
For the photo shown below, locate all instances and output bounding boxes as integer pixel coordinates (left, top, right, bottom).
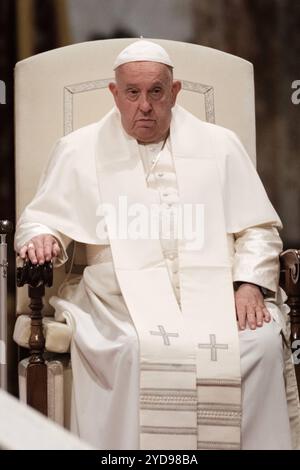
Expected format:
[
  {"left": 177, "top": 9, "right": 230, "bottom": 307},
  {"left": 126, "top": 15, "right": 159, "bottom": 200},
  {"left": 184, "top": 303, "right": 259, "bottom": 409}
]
[
  {"left": 280, "top": 249, "right": 300, "bottom": 333},
  {"left": 16, "top": 260, "right": 53, "bottom": 415},
  {"left": 280, "top": 249, "right": 300, "bottom": 386}
]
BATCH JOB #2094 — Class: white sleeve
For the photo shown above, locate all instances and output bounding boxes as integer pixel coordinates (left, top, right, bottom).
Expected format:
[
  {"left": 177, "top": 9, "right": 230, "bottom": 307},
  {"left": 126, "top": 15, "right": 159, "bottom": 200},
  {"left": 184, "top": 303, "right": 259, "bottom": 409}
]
[{"left": 232, "top": 224, "right": 283, "bottom": 295}]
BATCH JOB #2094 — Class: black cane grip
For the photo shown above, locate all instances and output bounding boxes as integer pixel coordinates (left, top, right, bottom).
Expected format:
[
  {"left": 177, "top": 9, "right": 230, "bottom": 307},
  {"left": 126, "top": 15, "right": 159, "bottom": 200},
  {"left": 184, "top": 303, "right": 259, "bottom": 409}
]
[{"left": 16, "top": 260, "right": 53, "bottom": 288}]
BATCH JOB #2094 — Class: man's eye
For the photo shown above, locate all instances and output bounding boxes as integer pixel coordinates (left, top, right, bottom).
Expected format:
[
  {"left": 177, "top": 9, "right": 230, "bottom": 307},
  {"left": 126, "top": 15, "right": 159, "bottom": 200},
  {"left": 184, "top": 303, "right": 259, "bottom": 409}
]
[
  {"left": 127, "top": 89, "right": 139, "bottom": 98},
  {"left": 150, "top": 88, "right": 163, "bottom": 99}
]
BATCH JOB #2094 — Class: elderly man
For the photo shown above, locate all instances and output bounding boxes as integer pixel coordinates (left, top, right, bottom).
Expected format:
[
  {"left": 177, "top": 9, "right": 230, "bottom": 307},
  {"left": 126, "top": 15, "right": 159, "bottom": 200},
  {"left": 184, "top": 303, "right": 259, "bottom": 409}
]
[{"left": 15, "top": 40, "right": 299, "bottom": 450}]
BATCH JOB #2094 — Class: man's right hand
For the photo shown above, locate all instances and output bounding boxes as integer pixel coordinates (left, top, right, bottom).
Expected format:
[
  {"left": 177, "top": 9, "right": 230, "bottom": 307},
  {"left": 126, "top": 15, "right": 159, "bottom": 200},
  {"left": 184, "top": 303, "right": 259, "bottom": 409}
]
[{"left": 19, "top": 234, "right": 60, "bottom": 265}]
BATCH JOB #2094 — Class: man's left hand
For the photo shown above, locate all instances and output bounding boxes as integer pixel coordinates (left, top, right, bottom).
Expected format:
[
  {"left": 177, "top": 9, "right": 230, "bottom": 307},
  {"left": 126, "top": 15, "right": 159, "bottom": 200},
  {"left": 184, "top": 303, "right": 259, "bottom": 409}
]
[{"left": 234, "top": 283, "right": 271, "bottom": 330}]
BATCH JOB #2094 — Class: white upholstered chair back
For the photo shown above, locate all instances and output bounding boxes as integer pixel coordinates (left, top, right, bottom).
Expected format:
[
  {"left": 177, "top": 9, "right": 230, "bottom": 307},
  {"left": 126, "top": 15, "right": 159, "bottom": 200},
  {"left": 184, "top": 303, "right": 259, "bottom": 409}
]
[{"left": 15, "top": 38, "right": 256, "bottom": 314}]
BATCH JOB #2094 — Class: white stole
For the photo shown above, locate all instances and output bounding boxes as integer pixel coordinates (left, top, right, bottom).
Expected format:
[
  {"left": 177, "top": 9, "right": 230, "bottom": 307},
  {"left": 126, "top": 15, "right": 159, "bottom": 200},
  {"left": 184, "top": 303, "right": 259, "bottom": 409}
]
[{"left": 95, "top": 108, "right": 241, "bottom": 450}]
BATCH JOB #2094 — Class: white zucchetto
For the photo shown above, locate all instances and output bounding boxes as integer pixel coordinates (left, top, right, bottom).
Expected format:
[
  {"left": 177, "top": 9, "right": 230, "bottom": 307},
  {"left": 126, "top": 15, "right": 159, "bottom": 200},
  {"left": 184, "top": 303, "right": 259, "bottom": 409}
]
[{"left": 113, "top": 40, "right": 174, "bottom": 70}]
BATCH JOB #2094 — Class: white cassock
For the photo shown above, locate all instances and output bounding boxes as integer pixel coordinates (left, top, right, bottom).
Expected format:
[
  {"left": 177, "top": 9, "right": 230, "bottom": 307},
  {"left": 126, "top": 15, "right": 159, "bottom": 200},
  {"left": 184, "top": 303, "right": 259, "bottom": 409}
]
[{"left": 15, "top": 105, "right": 300, "bottom": 450}]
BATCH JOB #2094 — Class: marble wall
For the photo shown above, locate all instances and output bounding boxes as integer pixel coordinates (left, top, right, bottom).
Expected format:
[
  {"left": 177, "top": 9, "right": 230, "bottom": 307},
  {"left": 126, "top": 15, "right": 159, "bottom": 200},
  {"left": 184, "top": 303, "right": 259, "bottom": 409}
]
[{"left": 193, "top": 0, "right": 300, "bottom": 246}]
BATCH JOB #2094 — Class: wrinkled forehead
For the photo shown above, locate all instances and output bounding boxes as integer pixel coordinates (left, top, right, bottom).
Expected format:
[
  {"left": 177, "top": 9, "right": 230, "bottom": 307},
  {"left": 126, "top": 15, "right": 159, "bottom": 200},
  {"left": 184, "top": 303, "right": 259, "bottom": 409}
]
[{"left": 115, "top": 61, "right": 173, "bottom": 84}]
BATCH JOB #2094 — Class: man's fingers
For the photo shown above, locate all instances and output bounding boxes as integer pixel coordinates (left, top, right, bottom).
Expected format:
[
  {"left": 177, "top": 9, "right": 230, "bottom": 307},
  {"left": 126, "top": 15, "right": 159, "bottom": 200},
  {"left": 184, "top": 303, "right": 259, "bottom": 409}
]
[
  {"left": 34, "top": 238, "right": 46, "bottom": 264},
  {"left": 19, "top": 245, "right": 28, "bottom": 259},
  {"left": 263, "top": 306, "right": 271, "bottom": 322},
  {"left": 27, "top": 242, "right": 38, "bottom": 264},
  {"left": 52, "top": 241, "right": 61, "bottom": 258},
  {"left": 19, "top": 235, "right": 59, "bottom": 264},
  {"left": 246, "top": 306, "right": 257, "bottom": 330},
  {"left": 236, "top": 305, "right": 247, "bottom": 331},
  {"left": 235, "top": 284, "right": 272, "bottom": 332},
  {"left": 44, "top": 237, "right": 60, "bottom": 261},
  {"left": 255, "top": 305, "right": 264, "bottom": 327},
  {"left": 44, "top": 237, "right": 54, "bottom": 262}
]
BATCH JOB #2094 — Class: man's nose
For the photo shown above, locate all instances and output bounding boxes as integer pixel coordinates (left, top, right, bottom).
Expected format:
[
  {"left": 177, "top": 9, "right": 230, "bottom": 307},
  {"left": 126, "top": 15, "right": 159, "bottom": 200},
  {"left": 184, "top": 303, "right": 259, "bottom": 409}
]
[{"left": 139, "top": 94, "right": 152, "bottom": 113}]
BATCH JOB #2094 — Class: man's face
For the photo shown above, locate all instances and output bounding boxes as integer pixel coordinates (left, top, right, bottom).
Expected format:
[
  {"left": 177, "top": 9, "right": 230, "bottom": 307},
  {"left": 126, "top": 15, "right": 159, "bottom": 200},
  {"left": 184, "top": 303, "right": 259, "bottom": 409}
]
[{"left": 109, "top": 61, "right": 181, "bottom": 143}]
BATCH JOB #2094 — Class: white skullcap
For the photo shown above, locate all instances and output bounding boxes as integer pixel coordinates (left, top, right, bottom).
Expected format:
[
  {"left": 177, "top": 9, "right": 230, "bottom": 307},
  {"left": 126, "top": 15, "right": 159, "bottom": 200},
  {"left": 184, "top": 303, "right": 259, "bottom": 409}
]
[{"left": 113, "top": 40, "right": 174, "bottom": 70}]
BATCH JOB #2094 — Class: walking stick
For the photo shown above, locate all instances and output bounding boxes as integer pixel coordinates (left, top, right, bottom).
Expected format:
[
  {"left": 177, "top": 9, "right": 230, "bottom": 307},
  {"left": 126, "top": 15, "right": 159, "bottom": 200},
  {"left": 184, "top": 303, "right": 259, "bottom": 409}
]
[
  {"left": 17, "top": 260, "right": 53, "bottom": 415},
  {"left": 0, "top": 220, "right": 13, "bottom": 391}
]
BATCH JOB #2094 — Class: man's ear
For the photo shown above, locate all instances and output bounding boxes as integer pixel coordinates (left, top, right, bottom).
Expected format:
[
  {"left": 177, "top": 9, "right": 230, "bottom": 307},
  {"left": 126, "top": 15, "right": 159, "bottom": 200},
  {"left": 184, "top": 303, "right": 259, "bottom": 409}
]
[
  {"left": 171, "top": 80, "right": 182, "bottom": 106},
  {"left": 109, "top": 82, "right": 118, "bottom": 101}
]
